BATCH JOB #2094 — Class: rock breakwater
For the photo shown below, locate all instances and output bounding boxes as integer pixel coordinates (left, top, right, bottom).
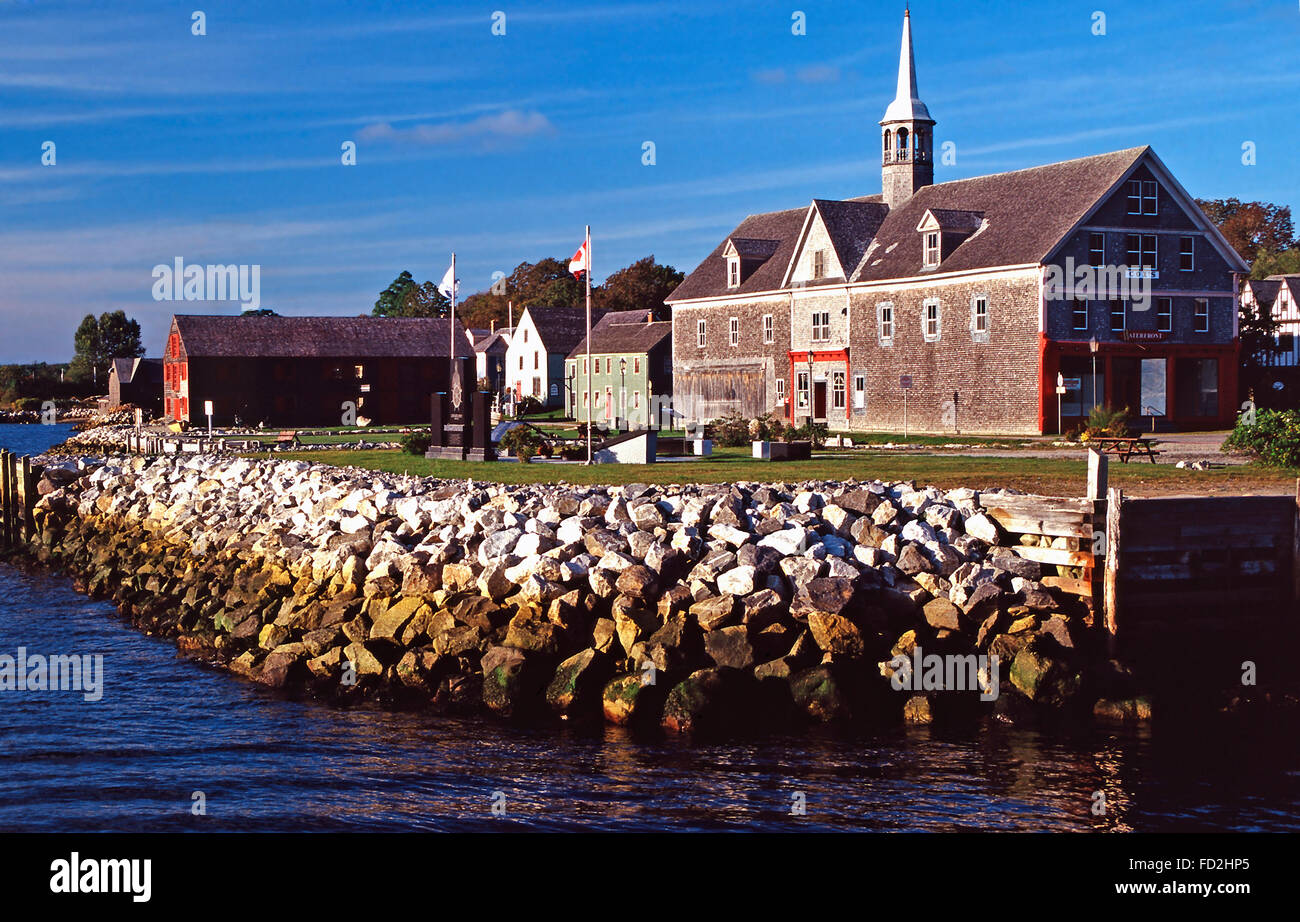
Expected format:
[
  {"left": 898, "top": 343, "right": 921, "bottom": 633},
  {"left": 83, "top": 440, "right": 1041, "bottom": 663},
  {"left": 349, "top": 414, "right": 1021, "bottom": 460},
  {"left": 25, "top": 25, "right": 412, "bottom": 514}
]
[{"left": 16, "top": 454, "right": 1147, "bottom": 733}]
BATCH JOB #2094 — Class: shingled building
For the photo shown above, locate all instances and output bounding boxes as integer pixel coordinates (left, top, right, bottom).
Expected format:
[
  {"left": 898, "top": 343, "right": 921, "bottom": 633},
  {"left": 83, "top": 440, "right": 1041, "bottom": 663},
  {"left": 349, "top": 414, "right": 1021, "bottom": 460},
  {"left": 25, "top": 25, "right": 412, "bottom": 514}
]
[
  {"left": 666, "top": 9, "right": 1247, "bottom": 434},
  {"left": 162, "top": 314, "right": 473, "bottom": 427}
]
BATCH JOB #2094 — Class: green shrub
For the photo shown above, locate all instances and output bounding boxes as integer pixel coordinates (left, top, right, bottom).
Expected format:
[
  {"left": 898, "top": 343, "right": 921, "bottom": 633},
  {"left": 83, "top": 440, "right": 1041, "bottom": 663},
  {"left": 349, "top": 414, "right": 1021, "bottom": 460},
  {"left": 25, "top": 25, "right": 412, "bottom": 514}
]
[
  {"left": 712, "top": 412, "right": 752, "bottom": 447},
  {"left": 1223, "top": 408, "right": 1300, "bottom": 467},
  {"left": 15, "top": 396, "right": 44, "bottom": 412},
  {"left": 501, "top": 425, "right": 543, "bottom": 461},
  {"left": 788, "top": 420, "right": 829, "bottom": 448},
  {"left": 515, "top": 396, "right": 546, "bottom": 418},
  {"left": 401, "top": 431, "right": 432, "bottom": 455}
]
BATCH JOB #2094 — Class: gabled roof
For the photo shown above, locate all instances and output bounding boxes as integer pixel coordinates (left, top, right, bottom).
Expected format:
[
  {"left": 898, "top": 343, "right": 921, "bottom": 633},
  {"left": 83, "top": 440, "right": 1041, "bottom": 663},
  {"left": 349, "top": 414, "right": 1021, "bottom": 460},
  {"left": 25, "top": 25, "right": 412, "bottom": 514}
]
[
  {"left": 473, "top": 331, "right": 510, "bottom": 355},
  {"left": 726, "top": 237, "right": 782, "bottom": 260},
  {"left": 171, "top": 315, "right": 474, "bottom": 359},
  {"left": 519, "top": 305, "right": 609, "bottom": 355},
  {"left": 1246, "top": 278, "right": 1283, "bottom": 302},
  {"left": 812, "top": 199, "right": 891, "bottom": 283},
  {"left": 918, "top": 207, "right": 985, "bottom": 233},
  {"left": 667, "top": 205, "right": 808, "bottom": 302},
  {"left": 567, "top": 313, "right": 673, "bottom": 359}
]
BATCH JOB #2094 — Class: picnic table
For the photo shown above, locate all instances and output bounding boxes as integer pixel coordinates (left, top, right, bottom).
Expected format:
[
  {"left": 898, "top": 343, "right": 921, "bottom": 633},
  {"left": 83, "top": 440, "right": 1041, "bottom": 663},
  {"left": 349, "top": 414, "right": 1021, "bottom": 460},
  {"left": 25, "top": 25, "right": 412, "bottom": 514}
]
[{"left": 1087, "top": 435, "right": 1162, "bottom": 464}]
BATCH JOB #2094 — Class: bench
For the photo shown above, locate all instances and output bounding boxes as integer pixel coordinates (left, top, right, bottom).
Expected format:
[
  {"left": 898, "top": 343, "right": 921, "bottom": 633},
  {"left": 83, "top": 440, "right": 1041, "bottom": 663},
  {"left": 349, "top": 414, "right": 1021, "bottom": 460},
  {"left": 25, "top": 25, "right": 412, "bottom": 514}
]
[
  {"left": 275, "top": 430, "right": 300, "bottom": 448},
  {"left": 1089, "top": 436, "right": 1162, "bottom": 464}
]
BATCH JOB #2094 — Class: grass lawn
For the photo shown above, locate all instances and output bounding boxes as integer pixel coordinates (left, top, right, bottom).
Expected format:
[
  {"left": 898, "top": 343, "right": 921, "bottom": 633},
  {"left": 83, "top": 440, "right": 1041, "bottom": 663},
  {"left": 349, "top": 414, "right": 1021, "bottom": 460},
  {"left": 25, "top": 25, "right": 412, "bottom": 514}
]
[{"left": 259, "top": 445, "right": 1299, "bottom": 497}]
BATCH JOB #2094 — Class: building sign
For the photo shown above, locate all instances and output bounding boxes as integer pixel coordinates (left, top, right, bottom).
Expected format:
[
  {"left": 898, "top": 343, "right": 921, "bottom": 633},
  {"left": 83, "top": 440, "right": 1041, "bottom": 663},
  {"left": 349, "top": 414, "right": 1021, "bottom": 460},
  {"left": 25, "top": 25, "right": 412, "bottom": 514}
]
[
  {"left": 1125, "top": 269, "right": 1159, "bottom": 280},
  {"left": 1062, "top": 377, "right": 1082, "bottom": 390},
  {"left": 1122, "top": 331, "right": 1167, "bottom": 343},
  {"left": 899, "top": 374, "right": 913, "bottom": 389}
]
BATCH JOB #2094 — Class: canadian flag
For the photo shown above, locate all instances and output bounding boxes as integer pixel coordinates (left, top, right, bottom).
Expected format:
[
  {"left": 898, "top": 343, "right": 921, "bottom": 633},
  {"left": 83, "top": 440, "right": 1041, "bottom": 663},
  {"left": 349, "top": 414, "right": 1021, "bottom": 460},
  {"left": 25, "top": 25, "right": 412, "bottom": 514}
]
[{"left": 569, "top": 237, "right": 589, "bottom": 278}]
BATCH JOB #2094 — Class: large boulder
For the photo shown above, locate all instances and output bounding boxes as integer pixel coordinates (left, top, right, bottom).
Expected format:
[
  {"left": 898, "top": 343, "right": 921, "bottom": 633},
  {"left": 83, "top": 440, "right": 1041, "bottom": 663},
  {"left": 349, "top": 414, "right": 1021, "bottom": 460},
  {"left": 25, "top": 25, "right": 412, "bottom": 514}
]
[{"left": 545, "top": 649, "right": 613, "bottom": 717}]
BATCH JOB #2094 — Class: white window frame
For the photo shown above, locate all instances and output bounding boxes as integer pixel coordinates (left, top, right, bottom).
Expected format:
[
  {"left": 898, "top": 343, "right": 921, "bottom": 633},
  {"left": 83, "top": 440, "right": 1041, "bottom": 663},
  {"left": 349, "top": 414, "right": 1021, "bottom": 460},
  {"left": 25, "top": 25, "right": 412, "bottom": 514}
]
[
  {"left": 1071, "top": 298, "right": 1088, "bottom": 331},
  {"left": 795, "top": 370, "right": 810, "bottom": 409},
  {"left": 1194, "top": 298, "right": 1210, "bottom": 333},
  {"left": 697, "top": 318, "right": 706, "bottom": 348},
  {"left": 923, "top": 231, "right": 940, "bottom": 268},
  {"left": 1089, "top": 232, "right": 1105, "bottom": 266},
  {"left": 1180, "top": 236, "right": 1195, "bottom": 272},
  {"left": 853, "top": 374, "right": 866, "bottom": 409},
  {"left": 971, "top": 293, "right": 989, "bottom": 341},
  {"left": 762, "top": 314, "right": 774, "bottom": 344},
  {"left": 1110, "top": 299, "right": 1126, "bottom": 332},
  {"left": 1126, "top": 234, "right": 1157, "bottom": 270},
  {"left": 877, "top": 302, "right": 894, "bottom": 344},
  {"left": 1156, "top": 297, "right": 1172, "bottom": 333},
  {"left": 1127, "top": 179, "right": 1158, "bottom": 216},
  {"left": 812, "top": 311, "right": 830, "bottom": 343},
  {"left": 831, "top": 370, "right": 846, "bottom": 411},
  {"left": 775, "top": 376, "right": 786, "bottom": 402},
  {"left": 727, "top": 257, "right": 740, "bottom": 289},
  {"left": 729, "top": 316, "right": 739, "bottom": 347},
  {"left": 922, "top": 299, "right": 941, "bottom": 342}
]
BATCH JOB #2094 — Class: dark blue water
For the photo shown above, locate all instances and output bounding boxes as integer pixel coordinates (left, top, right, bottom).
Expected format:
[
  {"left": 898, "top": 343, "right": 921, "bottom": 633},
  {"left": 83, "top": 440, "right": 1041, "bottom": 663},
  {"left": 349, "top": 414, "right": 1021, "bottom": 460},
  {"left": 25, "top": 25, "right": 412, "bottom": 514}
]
[{"left": 1, "top": 423, "right": 1297, "bottom": 831}]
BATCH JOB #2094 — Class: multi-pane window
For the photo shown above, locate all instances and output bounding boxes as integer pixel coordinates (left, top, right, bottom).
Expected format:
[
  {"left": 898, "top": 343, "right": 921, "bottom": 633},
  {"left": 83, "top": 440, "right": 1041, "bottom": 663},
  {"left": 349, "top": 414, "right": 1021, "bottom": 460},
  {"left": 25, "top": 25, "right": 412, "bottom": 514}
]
[
  {"left": 594, "top": 358, "right": 600, "bottom": 374},
  {"left": 1110, "top": 299, "right": 1126, "bottom": 332},
  {"left": 1194, "top": 298, "right": 1210, "bottom": 332},
  {"left": 923, "top": 299, "right": 941, "bottom": 341},
  {"left": 796, "top": 371, "right": 810, "bottom": 409},
  {"left": 1125, "top": 234, "right": 1157, "bottom": 269},
  {"left": 878, "top": 303, "right": 894, "bottom": 343},
  {"left": 728, "top": 258, "right": 740, "bottom": 288},
  {"left": 729, "top": 316, "right": 739, "bottom": 346},
  {"left": 812, "top": 311, "right": 830, "bottom": 342},
  {"left": 813, "top": 249, "right": 826, "bottom": 279},
  {"left": 832, "top": 371, "right": 846, "bottom": 410},
  {"left": 853, "top": 374, "right": 866, "bottom": 409},
  {"left": 634, "top": 357, "right": 641, "bottom": 374},
  {"left": 775, "top": 376, "right": 785, "bottom": 402},
  {"left": 1127, "top": 179, "right": 1158, "bottom": 215},
  {"left": 1180, "top": 236, "right": 1195, "bottom": 272},
  {"left": 1071, "top": 299, "right": 1088, "bottom": 331},
  {"left": 697, "top": 319, "right": 706, "bottom": 347},
  {"left": 1089, "top": 232, "right": 1105, "bottom": 266},
  {"left": 1156, "top": 297, "right": 1172, "bottom": 332},
  {"left": 762, "top": 314, "right": 774, "bottom": 344},
  {"left": 923, "top": 232, "right": 940, "bottom": 267},
  {"left": 971, "top": 294, "right": 989, "bottom": 338}
]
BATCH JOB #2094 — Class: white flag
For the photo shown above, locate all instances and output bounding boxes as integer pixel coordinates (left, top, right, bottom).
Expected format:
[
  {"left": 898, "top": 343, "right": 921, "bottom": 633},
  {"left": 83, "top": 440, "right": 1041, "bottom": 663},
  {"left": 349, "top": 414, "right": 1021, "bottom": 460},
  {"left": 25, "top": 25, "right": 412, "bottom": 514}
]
[{"left": 439, "top": 262, "right": 458, "bottom": 299}]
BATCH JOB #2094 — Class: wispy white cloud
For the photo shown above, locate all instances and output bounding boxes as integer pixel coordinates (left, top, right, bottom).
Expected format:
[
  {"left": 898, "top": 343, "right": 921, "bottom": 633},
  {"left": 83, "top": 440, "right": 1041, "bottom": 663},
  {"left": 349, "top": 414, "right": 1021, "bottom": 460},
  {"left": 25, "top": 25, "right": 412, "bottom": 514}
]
[{"left": 358, "top": 110, "right": 557, "bottom": 147}]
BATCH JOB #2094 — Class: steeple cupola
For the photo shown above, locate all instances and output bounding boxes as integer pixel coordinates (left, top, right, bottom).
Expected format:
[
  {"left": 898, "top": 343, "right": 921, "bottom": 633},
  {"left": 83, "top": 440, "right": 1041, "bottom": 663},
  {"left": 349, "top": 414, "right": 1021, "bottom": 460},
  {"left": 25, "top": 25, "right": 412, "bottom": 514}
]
[{"left": 880, "top": 8, "right": 935, "bottom": 209}]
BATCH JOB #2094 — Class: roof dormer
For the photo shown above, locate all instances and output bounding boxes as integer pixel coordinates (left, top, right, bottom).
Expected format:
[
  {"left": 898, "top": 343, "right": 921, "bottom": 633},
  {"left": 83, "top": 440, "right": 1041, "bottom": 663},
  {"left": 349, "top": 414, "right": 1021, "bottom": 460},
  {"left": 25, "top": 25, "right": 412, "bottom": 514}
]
[
  {"left": 916, "top": 207, "right": 985, "bottom": 269},
  {"left": 723, "top": 237, "right": 779, "bottom": 289}
]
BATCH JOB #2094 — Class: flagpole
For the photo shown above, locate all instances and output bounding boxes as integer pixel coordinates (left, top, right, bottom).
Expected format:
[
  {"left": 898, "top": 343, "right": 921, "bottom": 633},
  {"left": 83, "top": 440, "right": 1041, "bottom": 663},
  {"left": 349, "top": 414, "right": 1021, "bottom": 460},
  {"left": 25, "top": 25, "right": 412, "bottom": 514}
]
[{"left": 585, "top": 225, "right": 592, "bottom": 465}]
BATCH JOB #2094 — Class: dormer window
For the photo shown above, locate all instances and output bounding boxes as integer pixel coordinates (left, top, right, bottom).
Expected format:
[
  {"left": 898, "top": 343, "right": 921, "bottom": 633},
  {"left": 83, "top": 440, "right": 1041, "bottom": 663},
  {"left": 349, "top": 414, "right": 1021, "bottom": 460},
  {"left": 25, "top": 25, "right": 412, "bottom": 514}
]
[
  {"left": 727, "top": 257, "right": 740, "bottom": 289},
  {"left": 923, "top": 231, "right": 940, "bottom": 267}
]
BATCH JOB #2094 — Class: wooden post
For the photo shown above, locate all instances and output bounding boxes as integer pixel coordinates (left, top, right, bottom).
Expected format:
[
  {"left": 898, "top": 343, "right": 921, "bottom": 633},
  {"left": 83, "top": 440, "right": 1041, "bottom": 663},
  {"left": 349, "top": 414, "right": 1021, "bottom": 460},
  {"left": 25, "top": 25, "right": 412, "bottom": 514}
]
[
  {"left": 1087, "top": 448, "right": 1108, "bottom": 501},
  {"left": 21, "top": 457, "right": 36, "bottom": 543},
  {"left": 1103, "top": 486, "right": 1123, "bottom": 656},
  {"left": 1293, "top": 478, "right": 1300, "bottom": 603},
  {"left": 0, "top": 449, "right": 9, "bottom": 549}
]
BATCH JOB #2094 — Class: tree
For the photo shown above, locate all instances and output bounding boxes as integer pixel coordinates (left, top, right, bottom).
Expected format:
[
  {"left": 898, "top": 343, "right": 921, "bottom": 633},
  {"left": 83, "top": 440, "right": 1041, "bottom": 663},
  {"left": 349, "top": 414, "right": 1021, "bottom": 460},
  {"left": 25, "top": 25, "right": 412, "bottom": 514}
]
[
  {"left": 68, "top": 310, "right": 144, "bottom": 386},
  {"left": 1196, "top": 198, "right": 1297, "bottom": 263},
  {"left": 597, "top": 255, "right": 683, "bottom": 317},
  {"left": 1250, "top": 247, "right": 1300, "bottom": 281},
  {"left": 372, "top": 270, "right": 450, "bottom": 318}
]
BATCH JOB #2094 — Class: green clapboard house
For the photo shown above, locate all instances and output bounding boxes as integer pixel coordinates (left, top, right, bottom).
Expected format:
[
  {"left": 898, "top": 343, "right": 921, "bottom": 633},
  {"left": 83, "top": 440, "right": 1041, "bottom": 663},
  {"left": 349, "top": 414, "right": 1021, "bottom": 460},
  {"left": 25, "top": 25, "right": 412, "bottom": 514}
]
[{"left": 565, "top": 311, "right": 673, "bottom": 428}]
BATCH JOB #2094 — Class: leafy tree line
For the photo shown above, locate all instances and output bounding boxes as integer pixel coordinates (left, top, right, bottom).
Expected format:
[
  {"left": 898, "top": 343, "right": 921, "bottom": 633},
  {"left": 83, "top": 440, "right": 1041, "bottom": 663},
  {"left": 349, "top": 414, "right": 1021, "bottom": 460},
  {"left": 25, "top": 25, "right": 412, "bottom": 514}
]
[{"left": 370, "top": 255, "right": 684, "bottom": 329}]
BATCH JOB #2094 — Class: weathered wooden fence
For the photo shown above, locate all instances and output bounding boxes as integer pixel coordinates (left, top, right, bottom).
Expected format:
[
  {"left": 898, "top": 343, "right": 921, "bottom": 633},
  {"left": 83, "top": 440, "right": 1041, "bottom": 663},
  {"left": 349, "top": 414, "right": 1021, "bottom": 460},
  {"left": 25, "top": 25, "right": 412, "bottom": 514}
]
[{"left": 0, "top": 450, "right": 41, "bottom": 551}]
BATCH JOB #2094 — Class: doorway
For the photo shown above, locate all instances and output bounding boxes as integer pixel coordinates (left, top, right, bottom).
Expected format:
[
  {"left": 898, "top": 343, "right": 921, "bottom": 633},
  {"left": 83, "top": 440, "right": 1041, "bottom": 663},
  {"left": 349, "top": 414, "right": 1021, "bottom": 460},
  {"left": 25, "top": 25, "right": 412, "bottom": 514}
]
[{"left": 813, "top": 381, "right": 828, "bottom": 420}]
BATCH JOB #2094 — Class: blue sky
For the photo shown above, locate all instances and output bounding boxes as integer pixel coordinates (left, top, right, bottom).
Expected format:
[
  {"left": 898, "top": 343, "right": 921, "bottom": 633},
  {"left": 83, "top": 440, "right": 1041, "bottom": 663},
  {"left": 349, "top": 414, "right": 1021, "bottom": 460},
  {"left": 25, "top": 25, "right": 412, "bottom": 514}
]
[{"left": 1, "top": 0, "right": 1297, "bottom": 363}]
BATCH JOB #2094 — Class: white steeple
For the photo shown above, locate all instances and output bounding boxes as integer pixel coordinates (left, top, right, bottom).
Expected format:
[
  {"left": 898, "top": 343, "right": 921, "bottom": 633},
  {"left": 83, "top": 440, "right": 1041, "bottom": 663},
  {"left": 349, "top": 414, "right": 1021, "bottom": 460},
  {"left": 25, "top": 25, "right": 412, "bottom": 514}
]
[{"left": 882, "top": 7, "right": 931, "bottom": 123}]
